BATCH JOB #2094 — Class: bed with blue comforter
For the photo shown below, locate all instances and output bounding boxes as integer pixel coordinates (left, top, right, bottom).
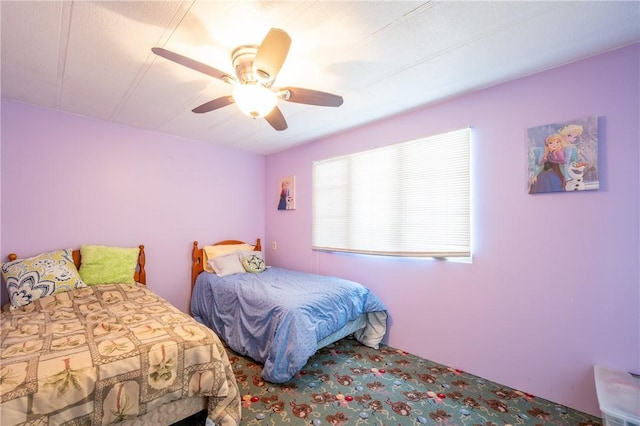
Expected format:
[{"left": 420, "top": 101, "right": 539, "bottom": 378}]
[{"left": 191, "top": 266, "right": 387, "bottom": 383}]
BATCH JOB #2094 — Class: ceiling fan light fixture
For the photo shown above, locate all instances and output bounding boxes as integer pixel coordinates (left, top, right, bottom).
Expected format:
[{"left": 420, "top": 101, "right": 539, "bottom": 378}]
[
  {"left": 152, "top": 27, "right": 342, "bottom": 130},
  {"left": 232, "top": 83, "right": 277, "bottom": 118}
]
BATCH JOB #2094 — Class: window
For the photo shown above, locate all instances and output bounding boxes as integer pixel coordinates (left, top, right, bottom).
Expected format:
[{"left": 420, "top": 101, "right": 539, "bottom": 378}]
[{"left": 312, "top": 128, "right": 470, "bottom": 258}]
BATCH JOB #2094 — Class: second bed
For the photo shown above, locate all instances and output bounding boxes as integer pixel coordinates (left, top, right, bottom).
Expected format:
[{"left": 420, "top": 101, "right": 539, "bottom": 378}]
[{"left": 190, "top": 239, "right": 388, "bottom": 383}]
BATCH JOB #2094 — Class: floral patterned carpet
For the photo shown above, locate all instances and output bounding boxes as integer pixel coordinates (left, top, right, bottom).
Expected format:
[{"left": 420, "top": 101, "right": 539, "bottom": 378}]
[{"left": 178, "top": 337, "right": 603, "bottom": 426}]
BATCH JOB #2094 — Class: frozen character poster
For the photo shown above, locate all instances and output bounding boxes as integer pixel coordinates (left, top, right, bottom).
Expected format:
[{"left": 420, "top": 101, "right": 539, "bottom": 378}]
[
  {"left": 277, "top": 176, "right": 296, "bottom": 210},
  {"left": 527, "top": 116, "right": 599, "bottom": 194}
]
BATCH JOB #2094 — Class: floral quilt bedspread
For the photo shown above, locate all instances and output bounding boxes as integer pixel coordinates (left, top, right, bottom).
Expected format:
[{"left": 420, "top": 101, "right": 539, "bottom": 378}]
[{"left": 0, "top": 283, "right": 241, "bottom": 425}]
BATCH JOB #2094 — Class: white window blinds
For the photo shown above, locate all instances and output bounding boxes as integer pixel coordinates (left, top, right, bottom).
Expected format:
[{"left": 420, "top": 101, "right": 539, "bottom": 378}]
[{"left": 312, "top": 128, "right": 471, "bottom": 257}]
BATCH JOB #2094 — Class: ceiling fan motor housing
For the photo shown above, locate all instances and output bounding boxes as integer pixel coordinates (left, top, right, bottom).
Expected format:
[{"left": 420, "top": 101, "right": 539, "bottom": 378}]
[{"left": 232, "top": 45, "right": 272, "bottom": 86}]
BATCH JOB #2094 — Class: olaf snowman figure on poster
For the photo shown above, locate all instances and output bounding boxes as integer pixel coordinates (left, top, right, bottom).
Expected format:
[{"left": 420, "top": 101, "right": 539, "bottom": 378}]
[{"left": 565, "top": 162, "right": 588, "bottom": 191}]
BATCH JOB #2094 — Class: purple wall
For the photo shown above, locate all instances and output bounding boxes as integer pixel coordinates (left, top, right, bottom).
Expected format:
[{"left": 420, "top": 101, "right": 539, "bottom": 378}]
[
  {"left": 264, "top": 43, "right": 640, "bottom": 416},
  {"left": 0, "top": 100, "right": 265, "bottom": 312}
]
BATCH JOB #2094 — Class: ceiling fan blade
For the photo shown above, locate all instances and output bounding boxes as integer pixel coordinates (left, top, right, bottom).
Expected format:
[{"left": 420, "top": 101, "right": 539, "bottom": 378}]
[
  {"left": 254, "top": 28, "right": 291, "bottom": 82},
  {"left": 280, "top": 87, "right": 344, "bottom": 107},
  {"left": 264, "top": 106, "right": 288, "bottom": 131},
  {"left": 192, "top": 96, "right": 235, "bottom": 113},
  {"left": 152, "top": 47, "right": 235, "bottom": 84}
]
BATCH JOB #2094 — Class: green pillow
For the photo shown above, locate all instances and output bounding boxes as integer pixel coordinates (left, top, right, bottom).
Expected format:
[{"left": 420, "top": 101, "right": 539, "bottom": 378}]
[{"left": 79, "top": 245, "right": 139, "bottom": 285}]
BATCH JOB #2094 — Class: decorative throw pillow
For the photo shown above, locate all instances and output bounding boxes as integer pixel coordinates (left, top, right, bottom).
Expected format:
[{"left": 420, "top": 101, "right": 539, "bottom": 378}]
[
  {"left": 203, "top": 243, "right": 255, "bottom": 273},
  {"left": 79, "top": 245, "right": 139, "bottom": 285},
  {"left": 1, "top": 248, "right": 86, "bottom": 309},
  {"left": 208, "top": 253, "right": 247, "bottom": 277},
  {"left": 241, "top": 254, "right": 266, "bottom": 273}
]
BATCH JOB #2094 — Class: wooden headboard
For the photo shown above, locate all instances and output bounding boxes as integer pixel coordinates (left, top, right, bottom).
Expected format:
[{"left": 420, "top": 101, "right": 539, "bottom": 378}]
[
  {"left": 191, "top": 239, "right": 262, "bottom": 291},
  {"left": 7, "top": 245, "right": 147, "bottom": 285}
]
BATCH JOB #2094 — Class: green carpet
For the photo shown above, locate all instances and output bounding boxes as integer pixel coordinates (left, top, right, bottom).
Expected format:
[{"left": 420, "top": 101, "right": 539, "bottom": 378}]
[
  {"left": 228, "top": 338, "right": 602, "bottom": 426},
  {"left": 177, "top": 337, "right": 603, "bottom": 425}
]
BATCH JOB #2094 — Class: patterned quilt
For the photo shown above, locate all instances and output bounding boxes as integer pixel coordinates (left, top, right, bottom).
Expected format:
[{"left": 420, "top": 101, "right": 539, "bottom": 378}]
[{"left": 0, "top": 283, "right": 241, "bottom": 425}]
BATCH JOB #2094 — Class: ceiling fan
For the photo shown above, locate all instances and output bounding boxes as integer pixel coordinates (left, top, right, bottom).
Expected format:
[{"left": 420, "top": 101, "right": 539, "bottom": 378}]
[{"left": 152, "top": 28, "right": 343, "bottom": 131}]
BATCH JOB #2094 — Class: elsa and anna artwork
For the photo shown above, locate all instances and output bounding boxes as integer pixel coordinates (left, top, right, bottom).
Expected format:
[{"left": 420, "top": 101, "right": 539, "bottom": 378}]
[
  {"left": 277, "top": 176, "right": 295, "bottom": 210},
  {"left": 527, "top": 116, "right": 599, "bottom": 194}
]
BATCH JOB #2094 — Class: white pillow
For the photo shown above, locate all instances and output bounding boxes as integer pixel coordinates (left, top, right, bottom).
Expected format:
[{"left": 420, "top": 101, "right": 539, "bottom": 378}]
[
  {"left": 208, "top": 253, "right": 247, "bottom": 277},
  {"left": 203, "top": 243, "right": 255, "bottom": 273}
]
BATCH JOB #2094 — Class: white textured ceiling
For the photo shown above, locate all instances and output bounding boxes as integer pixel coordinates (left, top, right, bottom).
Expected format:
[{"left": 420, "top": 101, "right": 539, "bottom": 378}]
[{"left": 2, "top": 1, "right": 639, "bottom": 155}]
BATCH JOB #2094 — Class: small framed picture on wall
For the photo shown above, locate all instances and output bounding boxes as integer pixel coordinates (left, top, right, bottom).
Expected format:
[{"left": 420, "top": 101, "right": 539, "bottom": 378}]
[{"left": 277, "top": 175, "right": 296, "bottom": 210}]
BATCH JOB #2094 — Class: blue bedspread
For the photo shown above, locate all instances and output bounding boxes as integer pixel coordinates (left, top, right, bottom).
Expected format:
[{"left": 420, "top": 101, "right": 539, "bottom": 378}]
[{"left": 191, "top": 267, "right": 387, "bottom": 383}]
